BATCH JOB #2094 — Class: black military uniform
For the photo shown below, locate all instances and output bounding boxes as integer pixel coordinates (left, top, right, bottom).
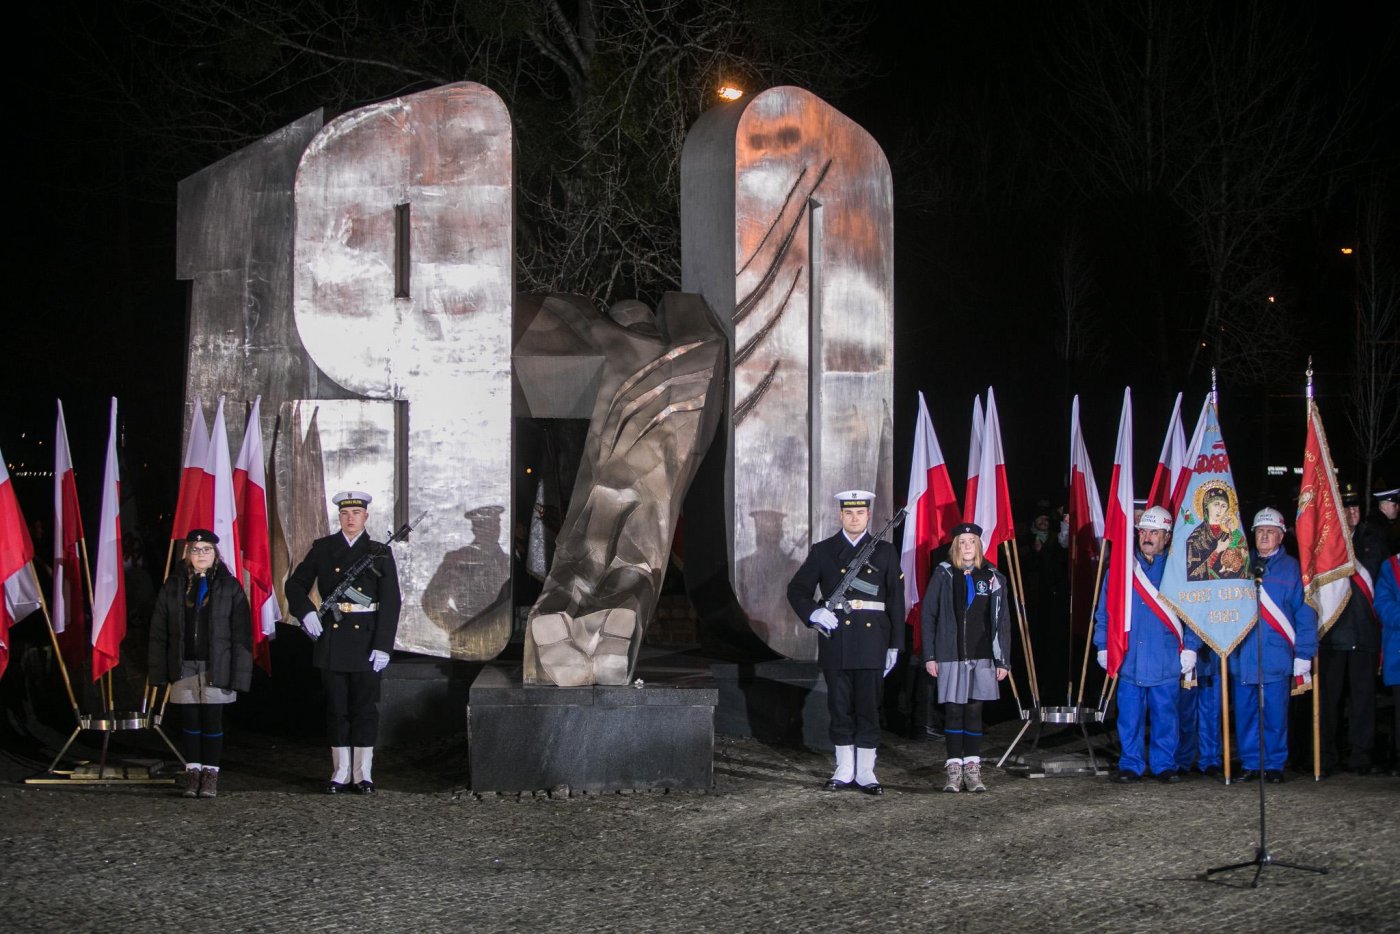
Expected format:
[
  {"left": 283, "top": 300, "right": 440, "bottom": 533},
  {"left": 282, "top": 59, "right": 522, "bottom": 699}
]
[
  {"left": 284, "top": 492, "right": 401, "bottom": 792},
  {"left": 787, "top": 491, "right": 903, "bottom": 793}
]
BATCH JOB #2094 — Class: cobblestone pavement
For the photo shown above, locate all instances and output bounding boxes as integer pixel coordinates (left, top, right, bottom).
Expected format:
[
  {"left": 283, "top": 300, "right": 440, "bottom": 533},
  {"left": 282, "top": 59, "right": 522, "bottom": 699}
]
[{"left": 1, "top": 723, "right": 1397, "bottom": 933}]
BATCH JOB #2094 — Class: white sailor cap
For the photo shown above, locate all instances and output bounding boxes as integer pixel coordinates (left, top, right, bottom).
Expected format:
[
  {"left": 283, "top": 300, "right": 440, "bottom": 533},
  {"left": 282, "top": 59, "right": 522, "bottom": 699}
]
[
  {"left": 1374, "top": 487, "right": 1400, "bottom": 504},
  {"left": 332, "top": 490, "right": 373, "bottom": 509},
  {"left": 834, "top": 490, "right": 875, "bottom": 509}
]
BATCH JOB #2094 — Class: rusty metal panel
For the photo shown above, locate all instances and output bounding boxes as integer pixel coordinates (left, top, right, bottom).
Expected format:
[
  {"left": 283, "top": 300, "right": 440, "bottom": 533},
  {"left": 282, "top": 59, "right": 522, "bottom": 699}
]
[
  {"left": 290, "top": 82, "right": 514, "bottom": 660},
  {"left": 681, "top": 86, "right": 894, "bottom": 661}
]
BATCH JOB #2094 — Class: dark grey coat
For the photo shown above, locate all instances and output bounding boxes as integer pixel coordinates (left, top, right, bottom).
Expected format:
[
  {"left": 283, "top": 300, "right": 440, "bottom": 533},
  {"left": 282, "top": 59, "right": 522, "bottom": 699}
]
[{"left": 920, "top": 561, "right": 1012, "bottom": 669}]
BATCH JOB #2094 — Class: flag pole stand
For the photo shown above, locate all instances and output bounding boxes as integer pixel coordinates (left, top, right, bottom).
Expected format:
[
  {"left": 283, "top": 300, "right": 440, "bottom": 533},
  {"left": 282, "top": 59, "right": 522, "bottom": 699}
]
[
  {"left": 1202, "top": 573, "right": 1328, "bottom": 886},
  {"left": 1001, "top": 539, "right": 1111, "bottom": 778}
]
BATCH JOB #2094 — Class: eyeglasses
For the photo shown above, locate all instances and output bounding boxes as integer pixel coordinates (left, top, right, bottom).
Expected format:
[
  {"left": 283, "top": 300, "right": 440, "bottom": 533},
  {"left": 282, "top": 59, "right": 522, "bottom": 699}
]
[{"left": 188, "top": 546, "right": 216, "bottom": 555}]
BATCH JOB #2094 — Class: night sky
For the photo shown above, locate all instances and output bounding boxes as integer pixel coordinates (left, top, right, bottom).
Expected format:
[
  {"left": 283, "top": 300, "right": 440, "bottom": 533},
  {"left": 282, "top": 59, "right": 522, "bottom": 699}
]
[{"left": 6, "top": 0, "right": 1399, "bottom": 549}]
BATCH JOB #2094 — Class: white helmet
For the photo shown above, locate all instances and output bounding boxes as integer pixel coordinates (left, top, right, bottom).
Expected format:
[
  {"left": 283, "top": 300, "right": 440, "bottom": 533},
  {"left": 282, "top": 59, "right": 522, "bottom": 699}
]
[
  {"left": 1252, "top": 507, "right": 1286, "bottom": 531},
  {"left": 1137, "top": 506, "right": 1173, "bottom": 531}
]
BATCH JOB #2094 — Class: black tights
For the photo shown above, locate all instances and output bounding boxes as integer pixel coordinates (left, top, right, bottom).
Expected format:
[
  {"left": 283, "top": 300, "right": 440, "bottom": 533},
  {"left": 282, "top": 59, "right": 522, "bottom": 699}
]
[
  {"left": 175, "top": 703, "right": 225, "bottom": 768},
  {"left": 945, "top": 701, "right": 984, "bottom": 760}
]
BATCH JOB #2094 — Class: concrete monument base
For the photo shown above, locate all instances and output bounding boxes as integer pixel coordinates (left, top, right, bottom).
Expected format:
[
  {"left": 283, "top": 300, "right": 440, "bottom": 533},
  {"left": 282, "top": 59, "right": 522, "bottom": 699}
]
[{"left": 466, "top": 664, "right": 717, "bottom": 792}]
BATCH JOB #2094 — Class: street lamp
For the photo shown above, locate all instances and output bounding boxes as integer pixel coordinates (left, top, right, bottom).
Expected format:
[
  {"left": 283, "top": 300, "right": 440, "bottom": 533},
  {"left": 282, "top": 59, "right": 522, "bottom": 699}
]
[{"left": 717, "top": 85, "right": 744, "bottom": 102}]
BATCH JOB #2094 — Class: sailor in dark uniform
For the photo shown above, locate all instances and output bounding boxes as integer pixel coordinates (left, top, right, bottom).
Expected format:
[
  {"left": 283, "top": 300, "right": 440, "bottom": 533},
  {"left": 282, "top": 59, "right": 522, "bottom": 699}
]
[
  {"left": 285, "top": 491, "right": 402, "bottom": 794},
  {"left": 787, "top": 490, "right": 903, "bottom": 794}
]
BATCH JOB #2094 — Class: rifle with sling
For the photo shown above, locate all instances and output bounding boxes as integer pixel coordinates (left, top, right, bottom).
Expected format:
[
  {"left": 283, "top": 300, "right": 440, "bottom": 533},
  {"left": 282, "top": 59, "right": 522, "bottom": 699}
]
[
  {"left": 318, "top": 511, "right": 427, "bottom": 623},
  {"left": 816, "top": 507, "right": 908, "bottom": 638}
]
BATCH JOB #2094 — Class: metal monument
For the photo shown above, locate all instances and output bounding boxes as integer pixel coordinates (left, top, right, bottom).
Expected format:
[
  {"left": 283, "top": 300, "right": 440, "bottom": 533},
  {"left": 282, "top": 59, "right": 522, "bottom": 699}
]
[
  {"left": 680, "top": 86, "right": 895, "bottom": 661},
  {"left": 179, "top": 82, "right": 894, "bottom": 689},
  {"left": 513, "top": 293, "right": 727, "bottom": 685}
]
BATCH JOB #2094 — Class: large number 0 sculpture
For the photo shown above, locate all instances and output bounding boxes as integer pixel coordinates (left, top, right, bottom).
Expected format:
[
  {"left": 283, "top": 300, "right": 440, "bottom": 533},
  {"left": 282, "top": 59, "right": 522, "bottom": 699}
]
[{"left": 177, "top": 82, "right": 892, "bottom": 681}]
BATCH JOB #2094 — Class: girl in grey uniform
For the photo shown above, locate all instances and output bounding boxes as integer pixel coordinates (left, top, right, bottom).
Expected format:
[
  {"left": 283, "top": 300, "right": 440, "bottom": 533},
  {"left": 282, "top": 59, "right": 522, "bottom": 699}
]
[{"left": 920, "top": 523, "right": 1012, "bottom": 792}]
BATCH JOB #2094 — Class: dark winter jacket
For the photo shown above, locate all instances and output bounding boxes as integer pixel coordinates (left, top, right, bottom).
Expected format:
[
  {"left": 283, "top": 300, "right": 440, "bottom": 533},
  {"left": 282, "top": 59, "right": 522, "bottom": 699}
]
[{"left": 147, "top": 565, "right": 253, "bottom": 692}]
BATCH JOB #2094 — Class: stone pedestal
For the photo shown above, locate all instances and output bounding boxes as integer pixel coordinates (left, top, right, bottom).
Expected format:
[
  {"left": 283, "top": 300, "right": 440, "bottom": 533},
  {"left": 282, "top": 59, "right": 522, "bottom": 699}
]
[
  {"left": 709, "top": 659, "right": 831, "bottom": 751},
  {"left": 467, "top": 665, "right": 717, "bottom": 792}
]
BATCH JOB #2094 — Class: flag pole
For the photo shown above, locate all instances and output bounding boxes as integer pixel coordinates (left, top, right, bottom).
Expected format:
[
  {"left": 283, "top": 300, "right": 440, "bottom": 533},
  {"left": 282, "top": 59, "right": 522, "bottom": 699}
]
[
  {"left": 1005, "top": 538, "right": 1041, "bottom": 707},
  {"left": 1075, "top": 542, "right": 1110, "bottom": 710},
  {"left": 1304, "top": 357, "right": 1323, "bottom": 782},
  {"left": 1312, "top": 658, "right": 1321, "bottom": 780},
  {"left": 25, "top": 563, "right": 81, "bottom": 716},
  {"left": 1221, "top": 659, "right": 1232, "bottom": 783}
]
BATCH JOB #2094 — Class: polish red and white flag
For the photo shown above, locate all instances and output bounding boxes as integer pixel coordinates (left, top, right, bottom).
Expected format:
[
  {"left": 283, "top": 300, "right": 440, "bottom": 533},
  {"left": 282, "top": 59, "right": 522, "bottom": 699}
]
[
  {"left": 901, "top": 392, "right": 962, "bottom": 645},
  {"left": 963, "top": 395, "right": 983, "bottom": 523},
  {"left": 205, "top": 398, "right": 242, "bottom": 583},
  {"left": 234, "top": 397, "right": 278, "bottom": 672},
  {"left": 1068, "top": 396, "right": 1105, "bottom": 636},
  {"left": 1146, "top": 393, "right": 1187, "bottom": 512},
  {"left": 1102, "top": 388, "right": 1135, "bottom": 676},
  {"left": 972, "top": 388, "right": 1015, "bottom": 565},
  {"left": 171, "top": 398, "right": 210, "bottom": 541},
  {"left": 91, "top": 399, "right": 127, "bottom": 681},
  {"left": 52, "top": 401, "right": 86, "bottom": 636},
  {"left": 1171, "top": 397, "right": 1209, "bottom": 516},
  {"left": 1, "top": 450, "right": 42, "bottom": 679}
]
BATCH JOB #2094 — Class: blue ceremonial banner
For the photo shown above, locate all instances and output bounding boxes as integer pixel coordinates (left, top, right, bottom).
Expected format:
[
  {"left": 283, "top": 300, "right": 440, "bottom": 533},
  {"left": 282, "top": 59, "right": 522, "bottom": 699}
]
[{"left": 1158, "top": 393, "right": 1257, "bottom": 656}]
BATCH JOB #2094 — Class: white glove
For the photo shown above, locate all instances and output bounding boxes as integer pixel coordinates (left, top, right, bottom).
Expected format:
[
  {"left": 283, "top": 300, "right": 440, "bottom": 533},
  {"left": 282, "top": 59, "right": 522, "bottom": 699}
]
[
  {"left": 302, "top": 611, "right": 322, "bottom": 639},
  {"left": 809, "top": 608, "right": 838, "bottom": 632},
  {"left": 883, "top": 648, "right": 899, "bottom": 678},
  {"left": 1180, "top": 649, "right": 1197, "bottom": 675},
  {"left": 1096, "top": 649, "right": 1108, "bottom": 671},
  {"left": 1293, "top": 657, "right": 1311, "bottom": 678},
  {"left": 370, "top": 650, "right": 390, "bottom": 672}
]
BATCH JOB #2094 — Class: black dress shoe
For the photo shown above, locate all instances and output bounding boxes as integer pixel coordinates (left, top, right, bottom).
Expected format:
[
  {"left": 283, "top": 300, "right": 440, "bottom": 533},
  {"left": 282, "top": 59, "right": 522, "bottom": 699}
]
[
  {"left": 856, "top": 782, "right": 883, "bottom": 796},
  {"left": 1156, "top": 770, "right": 1181, "bottom": 784},
  {"left": 326, "top": 781, "right": 350, "bottom": 795},
  {"left": 1113, "top": 770, "right": 1141, "bottom": 784},
  {"left": 355, "top": 780, "right": 376, "bottom": 795},
  {"left": 1234, "top": 769, "right": 1259, "bottom": 783},
  {"left": 822, "top": 779, "right": 852, "bottom": 791},
  {"left": 1264, "top": 770, "right": 1284, "bottom": 784}
]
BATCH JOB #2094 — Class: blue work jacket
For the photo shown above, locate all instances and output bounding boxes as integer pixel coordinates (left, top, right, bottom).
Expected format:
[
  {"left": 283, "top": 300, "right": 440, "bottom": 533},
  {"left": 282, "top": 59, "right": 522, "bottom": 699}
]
[
  {"left": 1232, "top": 550, "right": 1317, "bottom": 686},
  {"left": 1094, "top": 550, "right": 1201, "bottom": 687}
]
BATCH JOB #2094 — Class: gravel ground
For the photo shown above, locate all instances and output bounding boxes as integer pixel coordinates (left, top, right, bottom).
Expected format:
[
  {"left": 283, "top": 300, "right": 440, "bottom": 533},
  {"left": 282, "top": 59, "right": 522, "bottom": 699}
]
[{"left": 1, "top": 723, "right": 1397, "bottom": 933}]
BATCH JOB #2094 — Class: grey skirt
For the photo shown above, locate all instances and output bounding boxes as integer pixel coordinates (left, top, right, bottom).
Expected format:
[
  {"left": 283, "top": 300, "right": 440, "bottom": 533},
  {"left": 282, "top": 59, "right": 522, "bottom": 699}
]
[
  {"left": 936, "top": 658, "right": 1001, "bottom": 704},
  {"left": 168, "top": 661, "right": 238, "bottom": 705}
]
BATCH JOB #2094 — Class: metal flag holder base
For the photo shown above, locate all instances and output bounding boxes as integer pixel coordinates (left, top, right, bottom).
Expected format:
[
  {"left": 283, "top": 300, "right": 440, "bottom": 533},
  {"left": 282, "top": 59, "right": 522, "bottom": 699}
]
[
  {"left": 26, "top": 710, "right": 185, "bottom": 785},
  {"left": 25, "top": 706, "right": 185, "bottom": 786},
  {"left": 1201, "top": 573, "right": 1328, "bottom": 887},
  {"left": 998, "top": 702, "right": 1110, "bottom": 778}
]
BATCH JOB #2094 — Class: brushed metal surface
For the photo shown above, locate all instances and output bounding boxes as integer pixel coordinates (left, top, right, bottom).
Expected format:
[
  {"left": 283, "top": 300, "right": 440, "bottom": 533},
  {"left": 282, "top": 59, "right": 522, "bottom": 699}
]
[
  {"left": 515, "top": 293, "right": 727, "bottom": 685},
  {"left": 680, "top": 86, "right": 894, "bottom": 661},
  {"left": 176, "top": 111, "right": 328, "bottom": 611},
  {"left": 292, "top": 82, "right": 514, "bottom": 660}
]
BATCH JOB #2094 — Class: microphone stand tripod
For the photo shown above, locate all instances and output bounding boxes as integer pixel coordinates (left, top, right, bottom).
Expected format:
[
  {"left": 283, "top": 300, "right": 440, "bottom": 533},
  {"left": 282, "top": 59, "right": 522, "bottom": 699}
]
[{"left": 1203, "top": 570, "right": 1328, "bottom": 887}]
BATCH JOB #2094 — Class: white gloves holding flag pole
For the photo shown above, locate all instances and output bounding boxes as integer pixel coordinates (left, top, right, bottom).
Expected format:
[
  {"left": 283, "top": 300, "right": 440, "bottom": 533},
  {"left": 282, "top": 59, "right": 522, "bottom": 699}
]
[
  {"left": 1096, "top": 650, "right": 1108, "bottom": 671},
  {"left": 809, "top": 608, "right": 838, "bottom": 634},
  {"left": 1180, "top": 648, "right": 1197, "bottom": 676},
  {"left": 1293, "top": 657, "right": 1312, "bottom": 686},
  {"left": 883, "top": 649, "right": 898, "bottom": 678},
  {"left": 302, "top": 611, "right": 322, "bottom": 639}
]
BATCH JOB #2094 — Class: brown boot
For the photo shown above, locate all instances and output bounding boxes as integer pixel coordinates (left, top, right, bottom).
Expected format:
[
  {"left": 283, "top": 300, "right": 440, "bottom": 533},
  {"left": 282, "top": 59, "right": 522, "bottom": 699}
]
[
  {"left": 182, "top": 768, "right": 202, "bottom": 798},
  {"left": 197, "top": 768, "right": 219, "bottom": 798}
]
